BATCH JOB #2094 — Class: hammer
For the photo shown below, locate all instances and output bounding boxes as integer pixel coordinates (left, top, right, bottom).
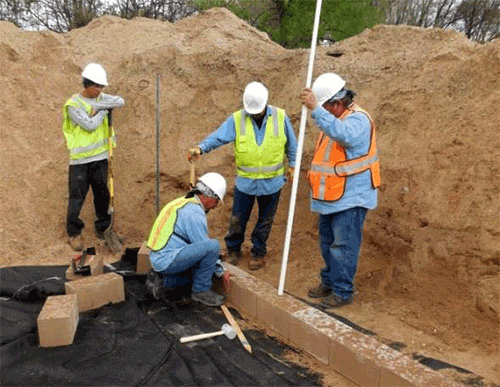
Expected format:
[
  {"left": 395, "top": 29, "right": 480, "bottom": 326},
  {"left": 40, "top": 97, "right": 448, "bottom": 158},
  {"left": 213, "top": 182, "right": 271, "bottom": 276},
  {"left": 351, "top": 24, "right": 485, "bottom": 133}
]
[{"left": 180, "top": 323, "right": 236, "bottom": 343}]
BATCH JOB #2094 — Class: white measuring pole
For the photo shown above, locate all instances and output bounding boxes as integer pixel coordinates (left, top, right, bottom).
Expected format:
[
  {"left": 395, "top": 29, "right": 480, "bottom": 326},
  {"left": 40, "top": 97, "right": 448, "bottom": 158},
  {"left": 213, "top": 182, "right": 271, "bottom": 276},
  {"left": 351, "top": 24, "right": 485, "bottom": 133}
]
[{"left": 278, "top": 0, "right": 324, "bottom": 296}]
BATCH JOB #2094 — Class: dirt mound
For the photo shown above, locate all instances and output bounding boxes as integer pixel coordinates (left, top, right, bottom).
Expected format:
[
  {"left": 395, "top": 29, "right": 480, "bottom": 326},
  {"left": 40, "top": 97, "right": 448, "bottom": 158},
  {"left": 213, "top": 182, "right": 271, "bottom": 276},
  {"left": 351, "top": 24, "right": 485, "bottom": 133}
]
[{"left": 0, "top": 8, "right": 498, "bottom": 385}]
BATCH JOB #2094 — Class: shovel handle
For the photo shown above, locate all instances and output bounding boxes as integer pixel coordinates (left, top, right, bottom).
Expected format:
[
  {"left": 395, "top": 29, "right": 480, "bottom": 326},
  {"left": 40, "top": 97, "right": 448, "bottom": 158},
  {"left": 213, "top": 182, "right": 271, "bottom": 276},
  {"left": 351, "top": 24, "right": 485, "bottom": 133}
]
[{"left": 190, "top": 160, "right": 196, "bottom": 188}]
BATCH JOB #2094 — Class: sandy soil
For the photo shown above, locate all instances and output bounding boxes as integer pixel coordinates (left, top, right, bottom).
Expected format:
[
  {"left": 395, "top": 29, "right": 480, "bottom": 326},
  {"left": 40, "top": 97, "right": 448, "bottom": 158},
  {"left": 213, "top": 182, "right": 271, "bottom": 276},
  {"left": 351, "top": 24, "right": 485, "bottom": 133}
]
[{"left": 0, "top": 8, "right": 498, "bottom": 386}]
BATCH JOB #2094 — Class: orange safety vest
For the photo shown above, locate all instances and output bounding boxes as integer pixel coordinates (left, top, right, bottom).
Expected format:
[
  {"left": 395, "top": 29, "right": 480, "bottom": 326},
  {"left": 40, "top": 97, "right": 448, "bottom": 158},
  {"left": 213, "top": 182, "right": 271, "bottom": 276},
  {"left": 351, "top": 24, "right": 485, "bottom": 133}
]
[{"left": 307, "top": 104, "right": 381, "bottom": 202}]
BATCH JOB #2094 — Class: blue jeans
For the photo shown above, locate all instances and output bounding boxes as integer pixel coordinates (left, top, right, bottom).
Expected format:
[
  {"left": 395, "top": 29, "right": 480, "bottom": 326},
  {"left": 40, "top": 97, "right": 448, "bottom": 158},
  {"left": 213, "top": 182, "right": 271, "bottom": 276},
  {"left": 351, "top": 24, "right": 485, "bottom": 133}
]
[
  {"left": 158, "top": 239, "right": 219, "bottom": 293},
  {"left": 224, "top": 187, "right": 281, "bottom": 257},
  {"left": 318, "top": 207, "right": 367, "bottom": 299}
]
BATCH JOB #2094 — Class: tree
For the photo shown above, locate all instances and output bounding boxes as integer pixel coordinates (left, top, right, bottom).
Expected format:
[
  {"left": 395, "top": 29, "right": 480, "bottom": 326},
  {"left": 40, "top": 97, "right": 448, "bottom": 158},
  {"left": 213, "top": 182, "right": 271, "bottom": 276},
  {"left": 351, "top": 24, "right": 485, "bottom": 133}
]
[
  {"left": 382, "top": 0, "right": 500, "bottom": 41},
  {"left": 109, "top": 0, "right": 196, "bottom": 22},
  {"left": 193, "top": 0, "right": 384, "bottom": 48},
  {"left": 454, "top": 0, "right": 500, "bottom": 41}
]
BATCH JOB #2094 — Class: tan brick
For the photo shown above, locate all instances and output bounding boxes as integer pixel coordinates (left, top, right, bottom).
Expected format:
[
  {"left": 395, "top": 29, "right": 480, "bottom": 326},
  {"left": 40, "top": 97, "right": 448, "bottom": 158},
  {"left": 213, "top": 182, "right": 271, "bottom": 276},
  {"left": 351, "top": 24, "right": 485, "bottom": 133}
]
[
  {"left": 136, "top": 242, "right": 151, "bottom": 274},
  {"left": 65, "top": 272, "right": 125, "bottom": 312},
  {"left": 289, "top": 314, "right": 329, "bottom": 364},
  {"left": 37, "top": 294, "right": 79, "bottom": 348},
  {"left": 65, "top": 254, "right": 103, "bottom": 281},
  {"left": 227, "top": 276, "right": 257, "bottom": 318},
  {"left": 329, "top": 334, "right": 381, "bottom": 387}
]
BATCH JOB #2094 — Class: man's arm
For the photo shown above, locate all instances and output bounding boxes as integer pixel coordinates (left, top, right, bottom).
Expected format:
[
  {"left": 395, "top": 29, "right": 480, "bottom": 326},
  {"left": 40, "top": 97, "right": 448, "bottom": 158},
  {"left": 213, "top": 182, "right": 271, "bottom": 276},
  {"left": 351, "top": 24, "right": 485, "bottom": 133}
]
[
  {"left": 312, "top": 108, "right": 370, "bottom": 148},
  {"left": 67, "top": 105, "right": 108, "bottom": 132},
  {"left": 94, "top": 93, "right": 125, "bottom": 111},
  {"left": 284, "top": 115, "right": 298, "bottom": 167},
  {"left": 188, "top": 115, "right": 236, "bottom": 161}
]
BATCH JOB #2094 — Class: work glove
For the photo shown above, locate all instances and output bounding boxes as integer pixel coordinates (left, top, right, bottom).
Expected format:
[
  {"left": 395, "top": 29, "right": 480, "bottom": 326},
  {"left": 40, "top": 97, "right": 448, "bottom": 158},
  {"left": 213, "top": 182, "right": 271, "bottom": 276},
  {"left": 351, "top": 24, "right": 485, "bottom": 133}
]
[
  {"left": 286, "top": 167, "right": 295, "bottom": 182},
  {"left": 187, "top": 147, "right": 202, "bottom": 162}
]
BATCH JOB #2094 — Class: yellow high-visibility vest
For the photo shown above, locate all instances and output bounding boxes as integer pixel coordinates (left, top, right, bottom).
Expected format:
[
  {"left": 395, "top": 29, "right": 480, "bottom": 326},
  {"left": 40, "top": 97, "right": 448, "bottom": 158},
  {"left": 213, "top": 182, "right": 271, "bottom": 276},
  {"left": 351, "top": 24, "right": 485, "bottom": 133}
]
[
  {"left": 147, "top": 197, "right": 199, "bottom": 252},
  {"left": 234, "top": 106, "right": 286, "bottom": 179},
  {"left": 62, "top": 94, "right": 115, "bottom": 161}
]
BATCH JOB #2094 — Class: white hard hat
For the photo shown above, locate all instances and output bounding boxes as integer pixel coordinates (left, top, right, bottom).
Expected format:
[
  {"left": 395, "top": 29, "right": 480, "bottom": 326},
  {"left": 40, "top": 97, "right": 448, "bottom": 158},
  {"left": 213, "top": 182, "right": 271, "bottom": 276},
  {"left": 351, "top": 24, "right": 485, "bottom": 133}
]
[
  {"left": 197, "top": 172, "right": 227, "bottom": 203},
  {"left": 312, "top": 73, "right": 346, "bottom": 106},
  {"left": 81, "top": 63, "right": 108, "bottom": 86},
  {"left": 243, "top": 82, "right": 268, "bottom": 115}
]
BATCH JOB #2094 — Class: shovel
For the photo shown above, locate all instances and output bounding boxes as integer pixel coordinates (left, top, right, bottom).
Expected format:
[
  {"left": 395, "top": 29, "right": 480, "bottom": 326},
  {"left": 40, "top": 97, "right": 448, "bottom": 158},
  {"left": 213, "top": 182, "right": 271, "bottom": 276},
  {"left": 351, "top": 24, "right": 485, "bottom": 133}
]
[{"left": 104, "top": 110, "right": 123, "bottom": 253}]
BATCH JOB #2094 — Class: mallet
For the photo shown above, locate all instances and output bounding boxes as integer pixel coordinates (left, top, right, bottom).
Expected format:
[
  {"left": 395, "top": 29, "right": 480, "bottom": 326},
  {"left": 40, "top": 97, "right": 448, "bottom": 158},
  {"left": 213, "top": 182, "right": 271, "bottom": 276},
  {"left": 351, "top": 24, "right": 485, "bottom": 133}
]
[{"left": 180, "top": 323, "right": 236, "bottom": 344}]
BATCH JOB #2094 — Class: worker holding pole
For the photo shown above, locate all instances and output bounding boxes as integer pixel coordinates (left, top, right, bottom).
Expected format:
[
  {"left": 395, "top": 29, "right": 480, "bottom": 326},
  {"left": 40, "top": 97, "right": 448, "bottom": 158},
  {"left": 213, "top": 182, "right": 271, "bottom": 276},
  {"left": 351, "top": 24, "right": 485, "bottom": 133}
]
[
  {"left": 62, "top": 63, "right": 125, "bottom": 252},
  {"left": 300, "top": 73, "right": 380, "bottom": 308},
  {"left": 188, "top": 82, "right": 297, "bottom": 271}
]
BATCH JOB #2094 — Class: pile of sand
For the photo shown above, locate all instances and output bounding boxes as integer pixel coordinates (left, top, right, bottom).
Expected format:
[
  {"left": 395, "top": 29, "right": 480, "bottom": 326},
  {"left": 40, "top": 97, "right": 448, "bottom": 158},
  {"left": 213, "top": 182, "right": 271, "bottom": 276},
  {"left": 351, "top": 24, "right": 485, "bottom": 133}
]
[{"left": 0, "top": 8, "right": 498, "bottom": 384}]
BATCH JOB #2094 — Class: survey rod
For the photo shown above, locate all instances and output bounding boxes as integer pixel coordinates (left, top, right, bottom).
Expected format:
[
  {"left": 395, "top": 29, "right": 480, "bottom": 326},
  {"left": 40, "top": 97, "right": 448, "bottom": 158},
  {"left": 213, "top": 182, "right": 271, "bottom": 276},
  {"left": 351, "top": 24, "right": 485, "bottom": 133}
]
[
  {"left": 278, "top": 0, "right": 324, "bottom": 296},
  {"left": 155, "top": 73, "right": 160, "bottom": 215}
]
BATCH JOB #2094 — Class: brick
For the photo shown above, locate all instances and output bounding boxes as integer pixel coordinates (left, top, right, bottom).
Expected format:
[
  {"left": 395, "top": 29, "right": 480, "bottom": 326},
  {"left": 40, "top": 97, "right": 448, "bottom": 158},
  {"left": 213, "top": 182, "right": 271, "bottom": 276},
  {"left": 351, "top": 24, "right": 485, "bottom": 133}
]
[
  {"left": 37, "top": 294, "right": 79, "bottom": 348},
  {"left": 136, "top": 242, "right": 151, "bottom": 274},
  {"left": 227, "top": 276, "right": 257, "bottom": 318},
  {"left": 65, "top": 272, "right": 125, "bottom": 312},
  {"left": 65, "top": 254, "right": 103, "bottom": 281},
  {"left": 289, "top": 310, "right": 330, "bottom": 364}
]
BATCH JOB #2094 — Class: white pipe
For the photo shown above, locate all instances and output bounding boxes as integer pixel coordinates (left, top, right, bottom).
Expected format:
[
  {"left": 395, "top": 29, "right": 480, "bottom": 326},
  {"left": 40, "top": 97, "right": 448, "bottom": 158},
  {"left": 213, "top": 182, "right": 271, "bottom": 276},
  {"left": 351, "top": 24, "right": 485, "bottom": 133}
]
[{"left": 278, "top": 0, "right": 323, "bottom": 296}]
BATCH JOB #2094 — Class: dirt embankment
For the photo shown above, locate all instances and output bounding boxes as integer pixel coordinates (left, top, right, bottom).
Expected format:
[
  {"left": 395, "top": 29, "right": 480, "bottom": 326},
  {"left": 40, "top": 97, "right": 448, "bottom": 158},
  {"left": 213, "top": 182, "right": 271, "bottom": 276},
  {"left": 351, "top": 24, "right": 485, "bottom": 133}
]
[{"left": 0, "top": 8, "right": 498, "bottom": 385}]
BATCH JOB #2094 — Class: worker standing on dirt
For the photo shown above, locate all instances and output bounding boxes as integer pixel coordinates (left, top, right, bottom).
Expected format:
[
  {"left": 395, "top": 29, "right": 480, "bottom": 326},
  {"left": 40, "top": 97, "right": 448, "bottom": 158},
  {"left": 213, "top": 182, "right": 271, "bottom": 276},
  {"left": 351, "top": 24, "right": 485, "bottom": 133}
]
[
  {"left": 300, "top": 73, "right": 380, "bottom": 308},
  {"left": 62, "top": 63, "right": 125, "bottom": 252},
  {"left": 188, "top": 82, "right": 297, "bottom": 271},
  {"left": 146, "top": 172, "right": 228, "bottom": 307}
]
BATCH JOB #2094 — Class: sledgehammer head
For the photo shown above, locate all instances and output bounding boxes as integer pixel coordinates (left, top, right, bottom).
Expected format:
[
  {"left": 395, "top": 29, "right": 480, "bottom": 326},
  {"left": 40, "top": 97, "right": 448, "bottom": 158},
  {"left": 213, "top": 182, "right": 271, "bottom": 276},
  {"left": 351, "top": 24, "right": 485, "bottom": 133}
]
[{"left": 222, "top": 323, "right": 236, "bottom": 340}]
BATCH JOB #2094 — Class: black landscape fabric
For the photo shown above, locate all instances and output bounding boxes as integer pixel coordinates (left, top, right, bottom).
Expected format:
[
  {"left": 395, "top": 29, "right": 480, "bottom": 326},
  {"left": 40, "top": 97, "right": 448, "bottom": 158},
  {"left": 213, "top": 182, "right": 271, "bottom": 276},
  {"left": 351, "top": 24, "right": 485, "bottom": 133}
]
[{"left": 0, "top": 261, "right": 322, "bottom": 387}]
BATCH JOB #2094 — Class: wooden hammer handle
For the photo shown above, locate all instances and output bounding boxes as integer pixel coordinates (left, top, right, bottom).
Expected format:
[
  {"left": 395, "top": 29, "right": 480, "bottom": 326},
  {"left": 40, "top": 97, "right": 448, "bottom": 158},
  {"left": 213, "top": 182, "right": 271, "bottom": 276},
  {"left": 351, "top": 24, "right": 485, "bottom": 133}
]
[
  {"left": 180, "top": 330, "right": 224, "bottom": 343},
  {"left": 221, "top": 304, "right": 252, "bottom": 354}
]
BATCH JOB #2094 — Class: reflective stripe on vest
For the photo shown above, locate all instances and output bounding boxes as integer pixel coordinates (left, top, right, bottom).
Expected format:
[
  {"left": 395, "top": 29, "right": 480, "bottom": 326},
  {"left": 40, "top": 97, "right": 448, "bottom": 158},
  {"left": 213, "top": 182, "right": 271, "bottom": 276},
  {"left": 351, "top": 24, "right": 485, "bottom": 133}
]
[
  {"left": 308, "top": 104, "right": 381, "bottom": 201},
  {"left": 147, "top": 196, "right": 199, "bottom": 252},
  {"left": 62, "top": 95, "right": 115, "bottom": 161},
  {"left": 234, "top": 106, "right": 286, "bottom": 179}
]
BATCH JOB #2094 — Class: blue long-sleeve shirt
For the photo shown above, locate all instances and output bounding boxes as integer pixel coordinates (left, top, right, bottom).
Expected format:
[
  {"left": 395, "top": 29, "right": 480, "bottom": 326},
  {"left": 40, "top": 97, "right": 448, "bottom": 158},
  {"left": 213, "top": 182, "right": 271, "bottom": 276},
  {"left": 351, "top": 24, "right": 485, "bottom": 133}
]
[
  {"left": 149, "top": 197, "right": 216, "bottom": 272},
  {"left": 310, "top": 106, "right": 378, "bottom": 215},
  {"left": 198, "top": 106, "right": 298, "bottom": 196}
]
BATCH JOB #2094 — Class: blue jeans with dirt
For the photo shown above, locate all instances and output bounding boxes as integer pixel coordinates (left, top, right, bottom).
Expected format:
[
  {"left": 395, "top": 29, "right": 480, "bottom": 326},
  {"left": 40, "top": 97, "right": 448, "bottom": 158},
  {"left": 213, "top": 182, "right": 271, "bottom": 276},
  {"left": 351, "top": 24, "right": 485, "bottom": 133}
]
[
  {"left": 318, "top": 207, "right": 368, "bottom": 300},
  {"left": 158, "top": 239, "right": 219, "bottom": 293},
  {"left": 224, "top": 187, "right": 281, "bottom": 257}
]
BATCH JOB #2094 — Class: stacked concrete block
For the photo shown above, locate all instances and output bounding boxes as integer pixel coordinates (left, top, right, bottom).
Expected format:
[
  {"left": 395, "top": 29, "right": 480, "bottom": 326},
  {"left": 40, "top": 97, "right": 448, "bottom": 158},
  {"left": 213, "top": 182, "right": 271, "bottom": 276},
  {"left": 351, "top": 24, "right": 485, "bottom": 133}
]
[
  {"left": 65, "top": 254, "right": 104, "bottom": 281},
  {"left": 136, "top": 242, "right": 151, "bottom": 274},
  {"left": 37, "top": 294, "right": 79, "bottom": 348},
  {"left": 65, "top": 272, "right": 125, "bottom": 312},
  {"left": 225, "top": 264, "right": 463, "bottom": 387}
]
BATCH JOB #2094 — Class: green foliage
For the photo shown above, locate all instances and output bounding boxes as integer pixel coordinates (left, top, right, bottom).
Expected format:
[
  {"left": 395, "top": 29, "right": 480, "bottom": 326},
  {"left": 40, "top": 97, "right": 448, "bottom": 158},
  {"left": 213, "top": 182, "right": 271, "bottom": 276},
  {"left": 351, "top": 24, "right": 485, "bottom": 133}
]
[{"left": 193, "top": 0, "right": 384, "bottom": 48}]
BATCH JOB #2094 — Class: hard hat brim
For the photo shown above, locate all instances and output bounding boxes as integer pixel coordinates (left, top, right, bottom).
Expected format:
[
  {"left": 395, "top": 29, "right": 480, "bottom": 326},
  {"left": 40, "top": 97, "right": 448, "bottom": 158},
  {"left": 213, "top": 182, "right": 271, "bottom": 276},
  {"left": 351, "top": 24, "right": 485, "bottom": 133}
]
[{"left": 244, "top": 104, "right": 266, "bottom": 115}]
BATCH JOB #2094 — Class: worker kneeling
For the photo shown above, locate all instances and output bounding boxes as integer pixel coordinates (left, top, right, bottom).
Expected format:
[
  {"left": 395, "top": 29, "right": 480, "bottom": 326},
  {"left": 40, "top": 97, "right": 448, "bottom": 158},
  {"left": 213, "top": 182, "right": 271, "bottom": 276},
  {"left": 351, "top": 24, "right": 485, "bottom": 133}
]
[{"left": 146, "top": 172, "right": 227, "bottom": 307}]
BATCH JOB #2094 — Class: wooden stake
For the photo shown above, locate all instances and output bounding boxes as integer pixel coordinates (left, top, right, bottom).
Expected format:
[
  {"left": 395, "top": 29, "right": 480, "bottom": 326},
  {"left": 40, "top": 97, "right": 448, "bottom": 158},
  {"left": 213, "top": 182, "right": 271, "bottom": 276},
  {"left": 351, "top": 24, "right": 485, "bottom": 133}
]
[{"left": 221, "top": 304, "right": 252, "bottom": 354}]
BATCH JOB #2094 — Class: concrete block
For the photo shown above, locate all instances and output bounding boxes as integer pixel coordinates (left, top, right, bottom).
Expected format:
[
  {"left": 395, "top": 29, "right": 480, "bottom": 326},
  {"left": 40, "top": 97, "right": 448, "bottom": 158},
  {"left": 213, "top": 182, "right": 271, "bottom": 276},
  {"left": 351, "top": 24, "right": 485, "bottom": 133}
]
[
  {"left": 65, "top": 254, "right": 103, "bottom": 281},
  {"left": 328, "top": 333, "right": 381, "bottom": 387},
  {"left": 37, "top": 294, "right": 79, "bottom": 348},
  {"left": 227, "top": 275, "right": 257, "bottom": 318},
  {"left": 65, "top": 272, "right": 125, "bottom": 312},
  {"left": 137, "top": 242, "right": 151, "bottom": 274},
  {"left": 289, "top": 313, "right": 330, "bottom": 364},
  {"left": 225, "top": 269, "right": 464, "bottom": 387}
]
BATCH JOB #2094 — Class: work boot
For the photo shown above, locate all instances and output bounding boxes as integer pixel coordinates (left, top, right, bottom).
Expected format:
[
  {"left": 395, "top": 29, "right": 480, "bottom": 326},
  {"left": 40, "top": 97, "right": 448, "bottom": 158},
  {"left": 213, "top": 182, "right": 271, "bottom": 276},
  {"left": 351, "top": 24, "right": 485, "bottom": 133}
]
[
  {"left": 146, "top": 269, "right": 164, "bottom": 300},
  {"left": 68, "top": 234, "right": 84, "bottom": 251},
  {"left": 191, "top": 290, "right": 225, "bottom": 307},
  {"left": 307, "top": 283, "right": 332, "bottom": 298},
  {"left": 226, "top": 250, "right": 242, "bottom": 266},
  {"left": 103, "top": 228, "right": 124, "bottom": 253},
  {"left": 248, "top": 257, "right": 266, "bottom": 271},
  {"left": 320, "top": 293, "right": 353, "bottom": 309}
]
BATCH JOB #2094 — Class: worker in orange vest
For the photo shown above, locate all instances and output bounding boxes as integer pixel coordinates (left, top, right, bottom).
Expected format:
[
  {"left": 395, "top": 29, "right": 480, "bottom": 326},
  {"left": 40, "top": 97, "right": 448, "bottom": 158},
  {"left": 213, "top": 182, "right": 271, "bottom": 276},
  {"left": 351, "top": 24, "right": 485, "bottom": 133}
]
[{"left": 300, "top": 73, "right": 380, "bottom": 308}]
